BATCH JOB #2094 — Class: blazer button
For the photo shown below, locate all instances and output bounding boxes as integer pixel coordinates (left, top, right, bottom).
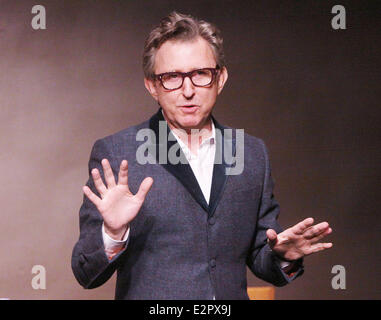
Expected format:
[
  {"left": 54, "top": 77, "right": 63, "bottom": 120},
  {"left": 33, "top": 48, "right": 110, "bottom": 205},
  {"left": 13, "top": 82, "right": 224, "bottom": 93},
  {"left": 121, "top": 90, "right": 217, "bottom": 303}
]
[
  {"left": 79, "top": 255, "right": 86, "bottom": 265},
  {"left": 209, "top": 217, "right": 216, "bottom": 225},
  {"left": 210, "top": 259, "right": 216, "bottom": 268}
]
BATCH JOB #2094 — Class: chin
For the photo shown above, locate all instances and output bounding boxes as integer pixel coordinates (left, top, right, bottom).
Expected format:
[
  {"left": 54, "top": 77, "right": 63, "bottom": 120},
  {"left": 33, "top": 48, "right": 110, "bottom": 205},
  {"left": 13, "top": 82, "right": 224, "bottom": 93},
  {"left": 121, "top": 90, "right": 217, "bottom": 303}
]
[
  {"left": 177, "top": 117, "right": 204, "bottom": 130},
  {"left": 178, "top": 122, "right": 200, "bottom": 131}
]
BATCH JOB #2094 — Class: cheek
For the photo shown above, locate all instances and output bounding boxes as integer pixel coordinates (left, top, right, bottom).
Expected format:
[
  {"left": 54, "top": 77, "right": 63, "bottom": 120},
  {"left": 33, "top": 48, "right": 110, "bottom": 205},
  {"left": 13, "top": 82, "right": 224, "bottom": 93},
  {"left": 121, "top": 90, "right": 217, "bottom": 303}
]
[
  {"left": 201, "top": 90, "right": 218, "bottom": 109},
  {"left": 157, "top": 91, "right": 176, "bottom": 108}
]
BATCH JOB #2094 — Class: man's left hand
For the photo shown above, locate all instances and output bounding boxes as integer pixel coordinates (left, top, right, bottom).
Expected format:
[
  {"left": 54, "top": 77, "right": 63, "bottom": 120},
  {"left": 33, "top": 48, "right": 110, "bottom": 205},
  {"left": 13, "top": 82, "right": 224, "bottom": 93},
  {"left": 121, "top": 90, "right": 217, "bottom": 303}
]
[{"left": 266, "top": 217, "right": 333, "bottom": 261}]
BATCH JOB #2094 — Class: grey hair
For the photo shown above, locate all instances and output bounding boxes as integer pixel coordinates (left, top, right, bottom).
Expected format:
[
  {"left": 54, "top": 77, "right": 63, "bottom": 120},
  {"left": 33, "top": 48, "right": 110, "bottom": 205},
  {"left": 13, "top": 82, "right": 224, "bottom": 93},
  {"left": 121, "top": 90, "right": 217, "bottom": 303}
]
[{"left": 143, "top": 11, "right": 225, "bottom": 79}]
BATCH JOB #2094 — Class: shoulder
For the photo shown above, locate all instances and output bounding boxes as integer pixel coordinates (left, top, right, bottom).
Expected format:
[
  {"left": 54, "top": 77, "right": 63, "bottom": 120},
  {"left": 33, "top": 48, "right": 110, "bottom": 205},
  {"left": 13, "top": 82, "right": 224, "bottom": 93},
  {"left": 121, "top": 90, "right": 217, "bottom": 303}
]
[
  {"left": 90, "top": 119, "right": 149, "bottom": 157},
  {"left": 217, "top": 121, "right": 268, "bottom": 155}
]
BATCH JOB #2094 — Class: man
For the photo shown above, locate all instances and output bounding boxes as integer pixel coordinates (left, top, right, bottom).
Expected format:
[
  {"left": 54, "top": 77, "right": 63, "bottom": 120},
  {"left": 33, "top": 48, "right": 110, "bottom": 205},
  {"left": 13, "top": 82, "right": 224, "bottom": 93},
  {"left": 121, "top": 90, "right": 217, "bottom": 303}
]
[{"left": 71, "top": 11, "right": 332, "bottom": 299}]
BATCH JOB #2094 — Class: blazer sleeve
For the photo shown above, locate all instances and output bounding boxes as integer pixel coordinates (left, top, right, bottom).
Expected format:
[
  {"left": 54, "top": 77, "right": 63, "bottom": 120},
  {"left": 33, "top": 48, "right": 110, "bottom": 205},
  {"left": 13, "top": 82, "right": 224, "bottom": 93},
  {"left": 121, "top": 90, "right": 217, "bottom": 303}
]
[
  {"left": 71, "top": 138, "right": 126, "bottom": 289},
  {"left": 246, "top": 139, "right": 304, "bottom": 286}
]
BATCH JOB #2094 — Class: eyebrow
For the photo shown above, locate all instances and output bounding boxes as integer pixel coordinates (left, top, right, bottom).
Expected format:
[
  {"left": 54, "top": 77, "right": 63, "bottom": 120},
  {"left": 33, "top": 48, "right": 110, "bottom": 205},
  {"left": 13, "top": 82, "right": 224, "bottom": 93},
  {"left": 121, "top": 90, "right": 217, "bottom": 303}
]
[{"left": 162, "top": 67, "right": 215, "bottom": 73}]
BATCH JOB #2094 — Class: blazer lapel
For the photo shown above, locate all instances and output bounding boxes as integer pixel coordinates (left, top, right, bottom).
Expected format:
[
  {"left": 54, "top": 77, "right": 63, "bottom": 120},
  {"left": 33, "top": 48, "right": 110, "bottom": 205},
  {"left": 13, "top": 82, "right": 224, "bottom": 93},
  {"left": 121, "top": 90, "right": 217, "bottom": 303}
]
[
  {"left": 147, "top": 108, "right": 236, "bottom": 216},
  {"left": 148, "top": 109, "right": 209, "bottom": 212},
  {"left": 208, "top": 116, "right": 236, "bottom": 218}
]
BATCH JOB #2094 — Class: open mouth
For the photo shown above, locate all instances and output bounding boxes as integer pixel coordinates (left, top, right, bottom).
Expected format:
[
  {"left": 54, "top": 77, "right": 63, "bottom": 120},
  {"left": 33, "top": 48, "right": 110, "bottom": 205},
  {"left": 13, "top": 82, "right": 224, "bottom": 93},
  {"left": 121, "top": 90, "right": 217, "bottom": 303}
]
[{"left": 179, "top": 105, "right": 199, "bottom": 113}]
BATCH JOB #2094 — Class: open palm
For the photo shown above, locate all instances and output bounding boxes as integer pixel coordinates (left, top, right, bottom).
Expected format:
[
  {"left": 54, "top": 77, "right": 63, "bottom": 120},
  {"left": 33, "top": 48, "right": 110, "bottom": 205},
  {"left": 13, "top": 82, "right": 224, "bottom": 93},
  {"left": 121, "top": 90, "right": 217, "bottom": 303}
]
[
  {"left": 83, "top": 159, "right": 153, "bottom": 240},
  {"left": 266, "top": 217, "right": 333, "bottom": 261}
]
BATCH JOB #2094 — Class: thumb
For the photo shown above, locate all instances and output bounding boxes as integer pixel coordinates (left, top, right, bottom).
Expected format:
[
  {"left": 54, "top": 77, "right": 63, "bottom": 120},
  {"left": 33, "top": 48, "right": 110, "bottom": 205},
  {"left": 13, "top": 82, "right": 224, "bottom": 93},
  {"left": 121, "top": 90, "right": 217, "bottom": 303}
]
[
  {"left": 136, "top": 177, "right": 154, "bottom": 200},
  {"left": 266, "top": 229, "right": 278, "bottom": 248}
]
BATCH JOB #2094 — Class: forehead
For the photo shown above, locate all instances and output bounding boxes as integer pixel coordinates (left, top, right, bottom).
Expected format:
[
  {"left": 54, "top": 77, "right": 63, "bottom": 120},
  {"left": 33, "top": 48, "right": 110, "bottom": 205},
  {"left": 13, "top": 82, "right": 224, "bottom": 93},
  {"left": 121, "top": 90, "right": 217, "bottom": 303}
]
[{"left": 154, "top": 37, "right": 216, "bottom": 73}]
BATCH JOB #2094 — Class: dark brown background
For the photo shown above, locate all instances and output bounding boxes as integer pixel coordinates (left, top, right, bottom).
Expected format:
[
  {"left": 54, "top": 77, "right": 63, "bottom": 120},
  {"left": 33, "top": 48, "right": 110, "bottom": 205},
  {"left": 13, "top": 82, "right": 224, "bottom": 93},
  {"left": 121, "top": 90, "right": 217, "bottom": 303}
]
[{"left": 0, "top": 0, "right": 380, "bottom": 299}]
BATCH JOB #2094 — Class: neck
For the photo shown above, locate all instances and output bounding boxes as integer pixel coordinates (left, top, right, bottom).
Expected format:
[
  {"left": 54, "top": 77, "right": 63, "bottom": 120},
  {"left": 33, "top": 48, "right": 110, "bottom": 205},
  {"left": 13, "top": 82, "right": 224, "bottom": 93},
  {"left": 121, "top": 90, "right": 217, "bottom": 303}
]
[{"left": 162, "top": 111, "right": 213, "bottom": 152}]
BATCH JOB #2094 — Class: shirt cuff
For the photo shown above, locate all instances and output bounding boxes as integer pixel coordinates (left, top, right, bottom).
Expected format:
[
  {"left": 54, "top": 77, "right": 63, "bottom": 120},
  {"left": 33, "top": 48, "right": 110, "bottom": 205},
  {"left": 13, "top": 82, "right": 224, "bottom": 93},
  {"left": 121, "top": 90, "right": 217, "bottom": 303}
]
[
  {"left": 102, "top": 223, "right": 129, "bottom": 260},
  {"left": 279, "top": 260, "right": 291, "bottom": 269},
  {"left": 273, "top": 254, "right": 303, "bottom": 278}
]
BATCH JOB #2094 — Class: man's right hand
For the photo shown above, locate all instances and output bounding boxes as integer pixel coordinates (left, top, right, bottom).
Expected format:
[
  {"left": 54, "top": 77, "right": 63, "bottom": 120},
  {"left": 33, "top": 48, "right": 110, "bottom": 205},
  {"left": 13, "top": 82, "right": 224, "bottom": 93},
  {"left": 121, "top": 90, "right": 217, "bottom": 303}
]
[{"left": 83, "top": 159, "right": 154, "bottom": 240}]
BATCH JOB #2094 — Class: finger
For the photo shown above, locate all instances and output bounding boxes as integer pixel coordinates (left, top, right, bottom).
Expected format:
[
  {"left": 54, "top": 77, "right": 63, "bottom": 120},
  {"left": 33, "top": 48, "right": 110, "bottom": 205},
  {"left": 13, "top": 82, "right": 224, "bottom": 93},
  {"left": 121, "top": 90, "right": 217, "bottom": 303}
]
[
  {"left": 306, "top": 242, "right": 333, "bottom": 255},
  {"left": 304, "top": 222, "right": 330, "bottom": 240},
  {"left": 310, "top": 227, "right": 332, "bottom": 244},
  {"left": 91, "top": 168, "right": 107, "bottom": 196},
  {"left": 83, "top": 185, "right": 101, "bottom": 208},
  {"left": 102, "top": 158, "right": 116, "bottom": 188},
  {"left": 118, "top": 160, "right": 129, "bottom": 187},
  {"left": 266, "top": 229, "right": 278, "bottom": 248},
  {"left": 136, "top": 177, "right": 154, "bottom": 201},
  {"left": 292, "top": 217, "right": 314, "bottom": 235}
]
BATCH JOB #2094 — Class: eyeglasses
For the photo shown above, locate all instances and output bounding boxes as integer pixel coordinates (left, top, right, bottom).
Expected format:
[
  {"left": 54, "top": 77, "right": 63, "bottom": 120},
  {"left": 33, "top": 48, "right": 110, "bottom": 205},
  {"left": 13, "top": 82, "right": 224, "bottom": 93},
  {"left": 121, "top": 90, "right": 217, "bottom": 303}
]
[{"left": 154, "top": 66, "right": 220, "bottom": 90}]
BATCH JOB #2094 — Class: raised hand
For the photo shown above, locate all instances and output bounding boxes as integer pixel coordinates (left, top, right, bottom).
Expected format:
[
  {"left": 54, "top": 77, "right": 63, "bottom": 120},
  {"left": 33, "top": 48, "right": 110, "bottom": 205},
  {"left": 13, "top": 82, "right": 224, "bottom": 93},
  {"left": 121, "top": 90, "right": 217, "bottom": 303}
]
[
  {"left": 266, "top": 217, "right": 333, "bottom": 261},
  {"left": 83, "top": 159, "right": 153, "bottom": 240}
]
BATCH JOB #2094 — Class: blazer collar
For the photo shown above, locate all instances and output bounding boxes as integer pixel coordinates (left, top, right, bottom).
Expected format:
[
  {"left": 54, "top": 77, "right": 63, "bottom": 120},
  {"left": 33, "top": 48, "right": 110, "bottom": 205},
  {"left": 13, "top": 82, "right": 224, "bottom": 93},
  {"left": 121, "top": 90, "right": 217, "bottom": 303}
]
[{"left": 148, "top": 108, "right": 236, "bottom": 216}]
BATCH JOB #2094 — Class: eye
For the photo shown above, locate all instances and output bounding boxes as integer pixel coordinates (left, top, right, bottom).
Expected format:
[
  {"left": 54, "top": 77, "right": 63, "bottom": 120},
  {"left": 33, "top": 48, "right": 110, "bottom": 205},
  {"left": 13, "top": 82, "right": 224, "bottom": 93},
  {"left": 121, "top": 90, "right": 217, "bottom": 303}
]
[
  {"left": 165, "top": 73, "right": 180, "bottom": 79},
  {"left": 195, "top": 70, "right": 209, "bottom": 76}
]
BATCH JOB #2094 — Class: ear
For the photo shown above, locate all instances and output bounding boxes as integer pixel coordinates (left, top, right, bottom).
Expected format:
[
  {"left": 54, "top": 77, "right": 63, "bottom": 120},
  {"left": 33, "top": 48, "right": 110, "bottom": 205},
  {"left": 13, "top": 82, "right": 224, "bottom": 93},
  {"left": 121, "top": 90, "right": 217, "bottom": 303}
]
[
  {"left": 217, "top": 67, "right": 228, "bottom": 95},
  {"left": 144, "top": 78, "right": 159, "bottom": 101}
]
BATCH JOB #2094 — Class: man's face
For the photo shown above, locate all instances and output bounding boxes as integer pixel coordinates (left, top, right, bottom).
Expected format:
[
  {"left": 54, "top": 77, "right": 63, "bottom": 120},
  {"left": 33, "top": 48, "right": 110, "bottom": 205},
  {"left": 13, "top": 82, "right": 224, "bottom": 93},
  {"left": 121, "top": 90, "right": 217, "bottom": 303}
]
[{"left": 144, "top": 37, "right": 228, "bottom": 132}]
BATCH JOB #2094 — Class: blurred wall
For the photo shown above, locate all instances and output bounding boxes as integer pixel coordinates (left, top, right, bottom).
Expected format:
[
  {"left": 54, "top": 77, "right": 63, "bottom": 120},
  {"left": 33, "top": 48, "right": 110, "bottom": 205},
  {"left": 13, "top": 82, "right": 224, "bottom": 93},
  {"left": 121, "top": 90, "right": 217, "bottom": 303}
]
[{"left": 0, "top": 0, "right": 380, "bottom": 299}]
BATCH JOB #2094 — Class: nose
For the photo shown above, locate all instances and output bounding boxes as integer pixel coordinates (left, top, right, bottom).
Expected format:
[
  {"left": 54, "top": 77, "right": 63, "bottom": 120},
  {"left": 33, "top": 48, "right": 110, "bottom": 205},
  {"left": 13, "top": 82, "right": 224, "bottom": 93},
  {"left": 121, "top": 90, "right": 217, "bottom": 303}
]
[{"left": 182, "top": 76, "right": 195, "bottom": 99}]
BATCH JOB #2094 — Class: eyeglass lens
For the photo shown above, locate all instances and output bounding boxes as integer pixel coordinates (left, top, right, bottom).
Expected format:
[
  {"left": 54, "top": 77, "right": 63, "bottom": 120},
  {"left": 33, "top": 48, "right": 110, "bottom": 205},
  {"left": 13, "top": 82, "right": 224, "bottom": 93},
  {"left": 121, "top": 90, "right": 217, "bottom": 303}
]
[{"left": 161, "top": 69, "right": 213, "bottom": 89}]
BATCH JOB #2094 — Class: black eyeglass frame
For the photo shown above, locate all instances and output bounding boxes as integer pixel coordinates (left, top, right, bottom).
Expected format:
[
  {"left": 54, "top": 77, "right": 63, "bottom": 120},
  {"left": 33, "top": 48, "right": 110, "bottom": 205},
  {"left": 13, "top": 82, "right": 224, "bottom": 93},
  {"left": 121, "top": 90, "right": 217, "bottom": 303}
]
[{"left": 153, "top": 66, "right": 220, "bottom": 90}]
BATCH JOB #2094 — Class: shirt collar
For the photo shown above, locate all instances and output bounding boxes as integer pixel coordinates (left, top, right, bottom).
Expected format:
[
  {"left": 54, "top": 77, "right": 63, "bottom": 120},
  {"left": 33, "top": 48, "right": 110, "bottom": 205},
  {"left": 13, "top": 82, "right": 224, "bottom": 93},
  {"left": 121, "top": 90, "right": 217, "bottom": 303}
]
[{"left": 161, "top": 109, "right": 216, "bottom": 149}]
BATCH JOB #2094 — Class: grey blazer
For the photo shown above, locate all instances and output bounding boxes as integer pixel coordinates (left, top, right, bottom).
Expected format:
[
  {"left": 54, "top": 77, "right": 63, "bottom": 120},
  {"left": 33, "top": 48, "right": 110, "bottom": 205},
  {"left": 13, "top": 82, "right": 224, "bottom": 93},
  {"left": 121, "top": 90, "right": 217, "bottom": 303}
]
[{"left": 71, "top": 109, "right": 303, "bottom": 299}]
